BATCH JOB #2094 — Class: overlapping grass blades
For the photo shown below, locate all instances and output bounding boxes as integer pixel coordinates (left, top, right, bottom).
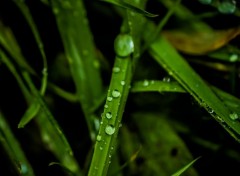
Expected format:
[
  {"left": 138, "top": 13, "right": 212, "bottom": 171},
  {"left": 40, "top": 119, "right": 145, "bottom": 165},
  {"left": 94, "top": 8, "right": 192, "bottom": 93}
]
[{"left": 51, "top": 0, "right": 103, "bottom": 141}]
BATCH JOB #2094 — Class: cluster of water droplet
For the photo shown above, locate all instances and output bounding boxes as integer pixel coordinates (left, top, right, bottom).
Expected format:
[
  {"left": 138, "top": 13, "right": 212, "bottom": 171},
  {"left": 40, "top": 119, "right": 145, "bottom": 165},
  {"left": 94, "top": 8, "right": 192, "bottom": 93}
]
[{"left": 198, "top": 0, "right": 237, "bottom": 14}]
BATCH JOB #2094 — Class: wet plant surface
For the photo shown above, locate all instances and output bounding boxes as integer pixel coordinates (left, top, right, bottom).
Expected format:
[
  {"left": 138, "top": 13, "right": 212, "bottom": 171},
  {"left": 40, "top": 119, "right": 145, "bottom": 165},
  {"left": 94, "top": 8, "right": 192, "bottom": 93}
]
[{"left": 0, "top": 0, "right": 240, "bottom": 175}]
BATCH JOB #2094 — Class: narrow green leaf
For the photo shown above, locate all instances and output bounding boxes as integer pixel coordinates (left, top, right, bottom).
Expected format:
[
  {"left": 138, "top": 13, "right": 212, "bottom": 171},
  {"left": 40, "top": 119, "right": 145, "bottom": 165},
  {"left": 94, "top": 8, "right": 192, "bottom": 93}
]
[
  {"left": 0, "top": 112, "right": 35, "bottom": 176},
  {"left": 172, "top": 156, "right": 201, "bottom": 176},
  {"left": 131, "top": 80, "right": 186, "bottom": 93},
  {"left": 149, "top": 35, "right": 240, "bottom": 141},
  {"left": 51, "top": 0, "right": 103, "bottom": 140},
  {"left": 18, "top": 100, "right": 40, "bottom": 128},
  {"left": 100, "top": 0, "right": 158, "bottom": 17}
]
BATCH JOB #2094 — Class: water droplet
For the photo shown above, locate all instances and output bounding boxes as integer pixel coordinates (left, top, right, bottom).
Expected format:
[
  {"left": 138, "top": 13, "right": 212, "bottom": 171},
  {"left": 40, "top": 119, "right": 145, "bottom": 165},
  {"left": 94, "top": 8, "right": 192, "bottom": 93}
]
[
  {"left": 163, "top": 77, "right": 171, "bottom": 82},
  {"left": 20, "top": 164, "right": 28, "bottom": 174},
  {"left": 112, "top": 90, "right": 121, "bottom": 98},
  {"left": 100, "top": 121, "right": 103, "bottom": 125},
  {"left": 229, "top": 54, "right": 238, "bottom": 62},
  {"left": 105, "top": 125, "right": 115, "bottom": 135},
  {"left": 218, "top": 0, "right": 236, "bottom": 14},
  {"left": 150, "top": 80, "right": 155, "bottom": 84},
  {"left": 198, "top": 0, "right": 212, "bottom": 4},
  {"left": 100, "top": 146, "right": 103, "bottom": 150},
  {"left": 105, "top": 112, "right": 112, "bottom": 119},
  {"left": 143, "top": 80, "right": 149, "bottom": 86},
  {"left": 107, "top": 96, "right": 113, "bottom": 102},
  {"left": 104, "top": 104, "right": 108, "bottom": 109},
  {"left": 96, "top": 135, "right": 102, "bottom": 141},
  {"left": 119, "top": 123, "right": 122, "bottom": 128},
  {"left": 111, "top": 147, "right": 114, "bottom": 150},
  {"left": 229, "top": 112, "right": 238, "bottom": 120},
  {"left": 113, "top": 67, "right": 120, "bottom": 73},
  {"left": 114, "top": 34, "right": 134, "bottom": 57},
  {"left": 109, "top": 155, "right": 112, "bottom": 158},
  {"left": 121, "top": 80, "right": 126, "bottom": 86}
]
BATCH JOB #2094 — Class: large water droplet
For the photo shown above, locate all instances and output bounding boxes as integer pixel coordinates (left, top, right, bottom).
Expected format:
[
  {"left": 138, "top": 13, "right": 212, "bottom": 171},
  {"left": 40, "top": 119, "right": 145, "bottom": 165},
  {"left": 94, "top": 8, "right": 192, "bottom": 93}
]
[
  {"left": 229, "top": 112, "right": 238, "bottom": 120},
  {"left": 105, "top": 112, "right": 112, "bottom": 119},
  {"left": 105, "top": 125, "right": 115, "bottom": 135},
  {"left": 112, "top": 90, "right": 121, "bottom": 98},
  {"left": 218, "top": 0, "right": 236, "bottom": 14},
  {"left": 114, "top": 34, "right": 134, "bottom": 57}
]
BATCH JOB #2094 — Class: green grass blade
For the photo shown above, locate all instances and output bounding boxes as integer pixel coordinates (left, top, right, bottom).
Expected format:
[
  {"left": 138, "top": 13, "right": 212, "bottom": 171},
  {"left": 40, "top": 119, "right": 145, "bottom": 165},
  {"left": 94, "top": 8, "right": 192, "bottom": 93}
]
[
  {"left": 13, "top": 0, "right": 48, "bottom": 95},
  {"left": 0, "top": 23, "right": 36, "bottom": 75},
  {"left": 51, "top": 0, "right": 103, "bottom": 140},
  {"left": 149, "top": 35, "right": 240, "bottom": 141},
  {"left": 0, "top": 112, "right": 35, "bottom": 176},
  {"left": 131, "top": 80, "right": 185, "bottom": 93},
  {"left": 172, "top": 156, "right": 201, "bottom": 176},
  {"left": 88, "top": 56, "right": 132, "bottom": 176},
  {"left": 100, "top": 0, "right": 158, "bottom": 17}
]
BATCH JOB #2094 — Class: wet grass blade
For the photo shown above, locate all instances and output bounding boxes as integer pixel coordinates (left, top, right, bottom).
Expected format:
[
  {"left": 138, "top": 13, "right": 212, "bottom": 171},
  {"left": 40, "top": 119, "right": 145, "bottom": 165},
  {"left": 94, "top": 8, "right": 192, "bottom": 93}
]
[
  {"left": 100, "top": 0, "right": 158, "bottom": 17},
  {"left": 13, "top": 0, "right": 48, "bottom": 95},
  {"left": 149, "top": 35, "right": 240, "bottom": 141},
  {"left": 131, "top": 80, "right": 185, "bottom": 93},
  {"left": 88, "top": 1, "right": 147, "bottom": 175},
  {"left": 172, "top": 156, "right": 201, "bottom": 176},
  {"left": 51, "top": 0, "right": 103, "bottom": 140},
  {"left": 0, "top": 112, "right": 35, "bottom": 176}
]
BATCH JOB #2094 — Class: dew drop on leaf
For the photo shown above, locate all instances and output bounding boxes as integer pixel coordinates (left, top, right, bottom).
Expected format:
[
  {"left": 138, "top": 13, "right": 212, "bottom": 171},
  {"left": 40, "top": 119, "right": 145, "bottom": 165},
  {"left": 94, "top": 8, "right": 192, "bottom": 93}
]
[
  {"left": 105, "top": 112, "right": 112, "bottom": 119},
  {"left": 114, "top": 34, "right": 134, "bottom": 57},
  {"left": 113, "top": 67, "right": 120, "bottom": 73},
  {"left": 105, "top": 125, "right": 115, "bottom": 135},
  {"left": 112, "top": 90, "right": 121, "bottom": 98},
  {"left": 107, "top": 96, "right": 113, "bottom": 102},
  {"left": 96, "top": 135, "right": 102, "bottom": 141},
  {"left": 218, "top": 0, "right": 236, "bottom": 14},
  {"left": 229, "top": 112, "right": 239, "bottom": 120}
]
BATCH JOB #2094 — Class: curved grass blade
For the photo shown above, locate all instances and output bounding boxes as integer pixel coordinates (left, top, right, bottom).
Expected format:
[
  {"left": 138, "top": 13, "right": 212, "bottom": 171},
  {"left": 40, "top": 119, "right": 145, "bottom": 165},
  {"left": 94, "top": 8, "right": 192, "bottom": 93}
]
[
  {"left": 149, "top": 35, "right": 240, "bottom": 141},
  {"left": 13, "top": 0, "right": 48, "bottom": 95},
  {"left": 172, "top": 156, "right": 201, "bottom": 176},
  {"left": 100, "top": 0, "right": 158, "bottom": 17},
  {"left": 0, "top": 112, "right": 35, "bottom": 176},
  {"left": 131, "top": 80, "right": 185, "bottom": 93}
]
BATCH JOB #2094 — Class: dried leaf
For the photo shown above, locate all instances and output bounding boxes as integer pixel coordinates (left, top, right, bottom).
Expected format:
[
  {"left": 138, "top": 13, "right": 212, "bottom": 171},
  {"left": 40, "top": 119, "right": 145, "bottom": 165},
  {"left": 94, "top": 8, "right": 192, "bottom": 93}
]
[{"left": 162, "top": 27, "right": 240, "bottom": 55}]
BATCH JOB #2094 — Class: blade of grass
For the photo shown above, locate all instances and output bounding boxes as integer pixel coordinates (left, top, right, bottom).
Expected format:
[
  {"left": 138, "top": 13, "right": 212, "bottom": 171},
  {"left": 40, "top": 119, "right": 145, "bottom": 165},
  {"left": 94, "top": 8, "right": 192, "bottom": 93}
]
[
  {"left": 149, "top": 34, "right": 240, "bottom": 141},
  {"left": 13, "top": 0, "right": 48, "bottom": 95},
  {"left": 1, "top": 50, "right": 82, "bottom": 175},
  {"left": 88, "top": 0, "right": 147, "bottom": 175},
  {"left": 171, "top": 156, "right": 201, "bottom": 176},
  {"left": 131, "top": 80, "right": 186, "bottom": 93},
  {"left": 0, "top": 112, "right": 35, "bottom": 176},
  {"left": 51, "top": 0, "right": 103, "bottom": 140}
]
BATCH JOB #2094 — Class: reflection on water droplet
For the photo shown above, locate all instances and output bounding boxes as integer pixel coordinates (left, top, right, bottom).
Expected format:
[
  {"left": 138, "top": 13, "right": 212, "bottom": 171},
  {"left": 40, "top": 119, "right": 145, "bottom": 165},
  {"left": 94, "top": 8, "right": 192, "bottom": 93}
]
[
  {"left": 105, "top": 125, "right": 115, "bottom": 135},
  {"left": 112, "top": 90, "right": 121, "bottom": 98},
  {"left": 107, "top": 97, "right": 113, "bottom": 102},
  {"left": 113, "top": 67, "right": 120, "bottom": 73},
  {"left": 229, "top": 113, "right": 238, "bottom": 120},
  {"left": 96, "top": 135, "right": 102, "bottom": 141},
  {"left": 143, "top": 80, "right": 149, "bottom": 86},
  {"left": 114, "top": 34, "right": 134, "bottom": 57},
  {"left": 105, "top": 112, "right": 112, "bottom": 119},
  {"left": 218, "top": 0, "right": 236, "bottom": 14}
]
